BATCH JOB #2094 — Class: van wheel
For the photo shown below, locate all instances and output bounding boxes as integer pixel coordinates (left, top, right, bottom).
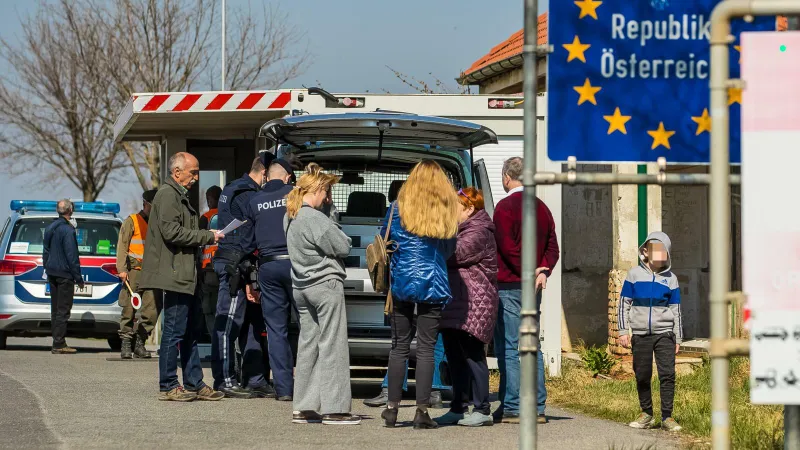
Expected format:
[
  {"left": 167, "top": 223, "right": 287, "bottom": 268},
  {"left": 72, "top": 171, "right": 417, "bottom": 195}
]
[
  {"left": 0, "top": 332, "right": 6, "bottom": 350},
  {"left": 107, "top": 336, "right": 122, "bottom": 352}
]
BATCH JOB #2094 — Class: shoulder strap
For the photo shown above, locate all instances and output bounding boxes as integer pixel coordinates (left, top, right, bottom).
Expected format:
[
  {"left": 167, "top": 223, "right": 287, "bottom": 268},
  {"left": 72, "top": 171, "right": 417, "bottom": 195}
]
[{"left": 383, "top": 203, "right": 396, "bottom": 241}]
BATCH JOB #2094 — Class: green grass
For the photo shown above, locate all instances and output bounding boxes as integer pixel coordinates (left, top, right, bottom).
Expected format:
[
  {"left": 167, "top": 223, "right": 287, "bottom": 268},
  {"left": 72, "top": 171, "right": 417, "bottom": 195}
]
[{"left": 547, "top": 356, "right": 783, "bottom": 449}]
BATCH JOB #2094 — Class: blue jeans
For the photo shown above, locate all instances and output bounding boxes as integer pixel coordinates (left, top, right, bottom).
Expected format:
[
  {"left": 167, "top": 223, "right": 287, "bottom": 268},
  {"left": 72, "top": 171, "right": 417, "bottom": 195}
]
[
  {"left": 159, "top": 290, "right": 206, "bottom": 392},
  {"left": 382, "top": 333, "right": 450, "bottom": 391},
  {"left": 494, "top": 289, "right": 546, "bottom": 415}
]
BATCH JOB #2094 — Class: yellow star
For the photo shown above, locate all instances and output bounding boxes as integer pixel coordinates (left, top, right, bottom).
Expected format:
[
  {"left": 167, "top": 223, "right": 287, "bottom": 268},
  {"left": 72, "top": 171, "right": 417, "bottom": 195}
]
[
  {"left": 728, "top": 87, "right": 742, "bottom": 105},
  {"left": 647, "top": 122, "right": 676, "bottom": 150},
  {"left": 562, "top": 36, "right": 591, "bottom": 63},
  {"left": 734, "top": 45, "right": 742, "bottom": 63},
  {"left": 574, "top": 0, "right": 602, "bottom": 19},
  {"left": 603, "top": 107, "right": 631, "bottom": 135},
  {"left": 691, "top": 108, "right": 712, "bottom": 135},
  {"left": 573, "top": 78, "right": 601, "bottom": 105}
]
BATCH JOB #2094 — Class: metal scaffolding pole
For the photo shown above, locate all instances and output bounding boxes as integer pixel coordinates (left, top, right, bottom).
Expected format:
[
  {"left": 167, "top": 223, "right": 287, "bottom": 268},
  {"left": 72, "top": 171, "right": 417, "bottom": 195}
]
[
  {"left": 520, "top": 0, "right": 539, "bottom": 447},
  {"left": 708, "top": 2, "right": 800, "bottom": 449}
]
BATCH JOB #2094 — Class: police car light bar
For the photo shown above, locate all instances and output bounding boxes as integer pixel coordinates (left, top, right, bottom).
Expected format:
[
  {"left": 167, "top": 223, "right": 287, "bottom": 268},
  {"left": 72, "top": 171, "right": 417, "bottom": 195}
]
[{"left": 10, "top": 200, "right": 120, "bottom": 215}]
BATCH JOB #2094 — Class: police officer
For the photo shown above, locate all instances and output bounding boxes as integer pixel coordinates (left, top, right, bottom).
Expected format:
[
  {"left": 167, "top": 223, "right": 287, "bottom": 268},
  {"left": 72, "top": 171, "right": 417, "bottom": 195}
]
[
  {"left": 244, "top": 156, "right": 298, "bottom": 401},
  {"left": 212, "top": 156, "right": 270, "bottom": 398},
  {"left": 230, "top": 252, "right": 276, "bottom": 398}
]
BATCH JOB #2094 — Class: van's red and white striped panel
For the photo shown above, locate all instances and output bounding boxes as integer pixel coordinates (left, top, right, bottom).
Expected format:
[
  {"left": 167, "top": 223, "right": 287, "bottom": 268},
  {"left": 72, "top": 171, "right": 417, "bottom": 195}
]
[{"left": 131, "top": 91, "right": 291, "bottom": 113}]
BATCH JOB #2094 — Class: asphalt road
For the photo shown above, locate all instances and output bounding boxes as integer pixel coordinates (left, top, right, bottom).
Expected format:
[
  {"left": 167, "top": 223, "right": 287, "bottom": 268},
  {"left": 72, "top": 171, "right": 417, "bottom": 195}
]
[{"left": 0, "top": 338, "right": 680, "bottom": 450}]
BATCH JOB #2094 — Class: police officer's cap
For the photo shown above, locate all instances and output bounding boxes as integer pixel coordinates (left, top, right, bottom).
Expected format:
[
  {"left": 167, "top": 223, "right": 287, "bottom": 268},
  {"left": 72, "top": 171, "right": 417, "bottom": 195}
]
[{"left": 142, "top": 189, "right": 158, "bottom": 203}]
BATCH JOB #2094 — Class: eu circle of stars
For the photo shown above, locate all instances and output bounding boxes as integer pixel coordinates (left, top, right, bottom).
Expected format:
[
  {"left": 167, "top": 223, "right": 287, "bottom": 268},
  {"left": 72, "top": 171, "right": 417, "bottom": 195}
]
[{"left": 562, "top": 0, "right": 733, "bottom": 152}]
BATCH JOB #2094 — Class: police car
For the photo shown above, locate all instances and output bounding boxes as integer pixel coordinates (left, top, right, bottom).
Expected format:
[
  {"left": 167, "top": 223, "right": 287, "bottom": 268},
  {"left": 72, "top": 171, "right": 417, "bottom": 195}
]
[{"left": 0, "top": 200, "right": 123, "bottom": 350}]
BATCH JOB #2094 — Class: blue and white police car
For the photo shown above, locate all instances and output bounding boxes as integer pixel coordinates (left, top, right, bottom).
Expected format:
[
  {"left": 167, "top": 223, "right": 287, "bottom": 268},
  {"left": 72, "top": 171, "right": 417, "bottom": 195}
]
[{"left": 0, "top": 201, "right": 123, "bottom": 350}]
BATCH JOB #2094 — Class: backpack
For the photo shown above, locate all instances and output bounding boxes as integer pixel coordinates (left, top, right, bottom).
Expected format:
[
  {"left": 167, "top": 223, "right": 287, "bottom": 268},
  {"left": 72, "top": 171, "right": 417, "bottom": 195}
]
[{"left": 366, "top": 203, "right": 397, "bottom": 314}]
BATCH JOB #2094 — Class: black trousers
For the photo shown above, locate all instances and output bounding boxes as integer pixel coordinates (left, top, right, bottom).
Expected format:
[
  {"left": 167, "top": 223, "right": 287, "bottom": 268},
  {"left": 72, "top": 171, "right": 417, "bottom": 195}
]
[
  {"left": 388, "top": 301, "right": 442, "bottom": 406},
  {"left": 632, "top": 332, "right": 677, "bottom": 418},
  {"left": 48, "top": 276, "right": 75, "bottom": 349},
  {"left": 441, "top": 329, "right": 491, "bottom": 415}
]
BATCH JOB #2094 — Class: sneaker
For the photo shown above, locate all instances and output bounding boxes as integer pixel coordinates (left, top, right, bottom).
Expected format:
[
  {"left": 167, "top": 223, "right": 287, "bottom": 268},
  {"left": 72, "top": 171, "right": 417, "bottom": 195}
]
[
  {"left": 195, "top": 385, "right": 224, "bottom": 401},
  {"left": 158, "top": 386, "right": 197, "bottom": 402},
  {"left": 220, "top": 385, "right": 254, "bottom": 399},
  {"left": 661, "top": 417, "right": 682, "bottom": 432},
  {"left": 322, "top": 413, "right": 362, "bottom": 425},
  {"left": 538, "top": 414, "right": 548, "bottom": 424},
  {"left": 277, "top": 395, "right": 293, "bottom": 402},
  {"left": 458, "top": 411, "right": 493, "bottom": 427},
  {"left": 629, "top": 412, "right": 655, "bottom": 429},
  {"left": 435, "top": 410, "right": 466, "bottom": 425},
  {"left": 251, "top": 384, "right": 277, "bottom": 399},
  {"left": 292, "top": 411, "right": 323, "bottom": 424},
  {"left": 363, "top": 388, "right": 388, "bottom": 407},
  {"left": 51, "top": 346, "right": 77, "bottom": 354}
]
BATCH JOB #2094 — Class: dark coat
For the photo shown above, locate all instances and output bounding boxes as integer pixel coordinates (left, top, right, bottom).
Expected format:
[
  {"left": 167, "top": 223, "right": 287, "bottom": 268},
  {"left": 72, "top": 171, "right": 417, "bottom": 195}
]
[
  {"left": 139, "top": 178, "right": 215, "bottom": 295},
  {"left": 440, "top": 210, "right": 499, "bottom": 343}
]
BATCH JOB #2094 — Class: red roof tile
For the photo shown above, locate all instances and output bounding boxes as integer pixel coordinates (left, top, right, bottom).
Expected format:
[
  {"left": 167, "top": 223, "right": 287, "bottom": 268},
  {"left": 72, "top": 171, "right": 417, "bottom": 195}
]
[{"left": 462, "top": 13, "right": 547, "bottom": 78}]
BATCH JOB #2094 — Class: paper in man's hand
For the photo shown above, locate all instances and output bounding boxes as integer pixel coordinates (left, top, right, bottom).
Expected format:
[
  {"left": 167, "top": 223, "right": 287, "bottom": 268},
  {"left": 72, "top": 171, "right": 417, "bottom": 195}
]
[{"left": 219, "top": 219, "right": 247, "bottom": 236}]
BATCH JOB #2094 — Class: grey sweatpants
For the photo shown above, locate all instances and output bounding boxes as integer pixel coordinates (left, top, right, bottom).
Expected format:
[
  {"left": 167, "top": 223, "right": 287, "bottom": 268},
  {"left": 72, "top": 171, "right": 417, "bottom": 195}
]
[{"left": 293, "top": 279, "right": 352, "bottom": 414}]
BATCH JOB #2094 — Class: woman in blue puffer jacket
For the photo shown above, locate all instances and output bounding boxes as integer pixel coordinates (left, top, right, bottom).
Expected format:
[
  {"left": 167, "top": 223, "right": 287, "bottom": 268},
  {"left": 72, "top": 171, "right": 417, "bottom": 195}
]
[{"left": 380, "top": 160, "right": 460, "bottom": 430}]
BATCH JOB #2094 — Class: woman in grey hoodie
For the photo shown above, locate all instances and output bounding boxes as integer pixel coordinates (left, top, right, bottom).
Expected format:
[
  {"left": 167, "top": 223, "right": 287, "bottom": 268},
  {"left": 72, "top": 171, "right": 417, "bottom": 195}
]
[{"left": 284, "top": 163, "right": 360, "bottom": 425}]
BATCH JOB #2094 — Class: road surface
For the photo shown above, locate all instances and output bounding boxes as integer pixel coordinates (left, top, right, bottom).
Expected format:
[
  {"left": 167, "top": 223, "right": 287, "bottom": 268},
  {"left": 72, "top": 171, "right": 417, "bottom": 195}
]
[{"left": 0, "top": 338, "right": 680, "bottom": 449}]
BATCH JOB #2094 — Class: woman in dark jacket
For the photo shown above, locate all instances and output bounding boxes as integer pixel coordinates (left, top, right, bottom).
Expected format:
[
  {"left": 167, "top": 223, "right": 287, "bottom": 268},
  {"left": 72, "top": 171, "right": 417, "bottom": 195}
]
[
  {"left": 380, "top": 160, "right": 459, "bottom": 430},
  {"left": 436, "top": 187, "right": 499, "bottom": 427}
]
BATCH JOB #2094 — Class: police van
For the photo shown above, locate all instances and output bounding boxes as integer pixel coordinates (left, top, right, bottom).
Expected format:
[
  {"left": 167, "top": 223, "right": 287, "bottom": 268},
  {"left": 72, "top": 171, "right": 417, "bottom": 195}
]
[
  {"left": 0, "top": 201, "right": 123, "bottom": 350},
  {"left": 113, "top": 88, "right": 561, "bottom": 369}
]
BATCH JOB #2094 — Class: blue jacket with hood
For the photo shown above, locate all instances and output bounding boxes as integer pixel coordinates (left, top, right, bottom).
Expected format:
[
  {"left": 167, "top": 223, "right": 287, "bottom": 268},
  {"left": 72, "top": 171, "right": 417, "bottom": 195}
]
[{"left": 617, "top": 231, "right": 683, "bottom": 343}]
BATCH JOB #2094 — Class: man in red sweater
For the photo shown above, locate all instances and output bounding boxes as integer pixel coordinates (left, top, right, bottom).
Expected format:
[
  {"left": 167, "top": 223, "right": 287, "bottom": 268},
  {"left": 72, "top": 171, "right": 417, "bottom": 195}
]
[{"left": 492, "top": 157, "right": 559, "bottom": 425}]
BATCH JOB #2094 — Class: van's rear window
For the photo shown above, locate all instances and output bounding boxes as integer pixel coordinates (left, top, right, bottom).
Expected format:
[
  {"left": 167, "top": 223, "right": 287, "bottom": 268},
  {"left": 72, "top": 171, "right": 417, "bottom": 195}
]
[
  {"left": 6, "top": 218, "right": 120, "bottom": 256},
  {"left": 328, "top": 168, "right": 460, "bottom": 219}
]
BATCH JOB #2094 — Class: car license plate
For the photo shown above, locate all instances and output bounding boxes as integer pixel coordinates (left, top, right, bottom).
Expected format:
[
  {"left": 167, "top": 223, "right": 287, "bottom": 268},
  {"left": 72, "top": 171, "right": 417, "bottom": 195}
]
[{"left": 45, "top": 283, "right": 93, "bottom": 297}]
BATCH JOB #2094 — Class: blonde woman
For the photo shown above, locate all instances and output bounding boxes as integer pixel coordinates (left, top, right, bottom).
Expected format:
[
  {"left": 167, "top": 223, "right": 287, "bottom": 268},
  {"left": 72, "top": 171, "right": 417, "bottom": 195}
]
[
  {"left": 284, "top": 163, "right": 360, "bottom": 425},
  {"left": 380, "top": 160, "right": 460, "bottom": 430}
]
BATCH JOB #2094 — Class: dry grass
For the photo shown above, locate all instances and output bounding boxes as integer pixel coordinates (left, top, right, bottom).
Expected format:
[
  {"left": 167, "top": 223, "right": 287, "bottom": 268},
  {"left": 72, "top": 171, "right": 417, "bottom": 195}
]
[{"left": 546, "top": 356, "right": 783, "bottom": 449}]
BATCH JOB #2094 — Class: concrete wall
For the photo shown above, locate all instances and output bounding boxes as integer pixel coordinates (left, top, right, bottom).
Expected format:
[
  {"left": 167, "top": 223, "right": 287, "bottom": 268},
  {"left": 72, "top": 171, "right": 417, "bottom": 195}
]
[{"left": 561, "top": 164, "right": 613, "bottom": 347}]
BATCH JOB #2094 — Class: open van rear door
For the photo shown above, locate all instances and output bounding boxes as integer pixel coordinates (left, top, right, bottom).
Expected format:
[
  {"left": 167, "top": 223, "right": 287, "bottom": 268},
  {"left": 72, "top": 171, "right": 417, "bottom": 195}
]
[{"left": 473, "top": 159, "right": 494, "bottom": 218}]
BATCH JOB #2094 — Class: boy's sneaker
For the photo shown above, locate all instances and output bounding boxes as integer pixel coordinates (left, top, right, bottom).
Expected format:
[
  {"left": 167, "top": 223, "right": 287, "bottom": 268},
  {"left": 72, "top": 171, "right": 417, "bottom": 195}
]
[
  {"left": 292, "top": 411, "right": 323, "bottom": 424},
  {"left": 322, "top": 413, "right": 362, "bottom": 425},
  {"left": 194, "top": 385, "right": 224, "bottom": 401},
  {"left": 628, "top": 412, "right": 655, "bottom": 429},
  {"left": 661, "top": 417, "right": 682, "bottom": 432},
  {"left": 158, "top": 386, "right": 197, "bottom": 402}
]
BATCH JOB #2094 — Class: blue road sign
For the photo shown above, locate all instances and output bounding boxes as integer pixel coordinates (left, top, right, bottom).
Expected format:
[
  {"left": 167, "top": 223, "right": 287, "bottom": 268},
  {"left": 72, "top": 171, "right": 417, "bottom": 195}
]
[{"left": 548, "top": 0, "right": 775, "bottom": 164}]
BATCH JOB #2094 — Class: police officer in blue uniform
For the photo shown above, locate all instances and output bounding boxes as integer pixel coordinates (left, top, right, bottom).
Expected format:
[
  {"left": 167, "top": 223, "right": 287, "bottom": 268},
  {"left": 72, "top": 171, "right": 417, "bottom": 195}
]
[
  {"left": 212, "top": 155, "right": 272, "bottom": 398},
  {"left": 243, "top": 156, "right": 298, "bottom": 401}
]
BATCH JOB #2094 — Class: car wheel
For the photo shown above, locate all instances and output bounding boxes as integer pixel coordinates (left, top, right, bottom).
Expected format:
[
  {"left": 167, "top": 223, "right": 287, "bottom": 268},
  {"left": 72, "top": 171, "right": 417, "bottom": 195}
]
[
  {"left": 107, "top": 336, "right": 122, "bottom": 352},
  {"left": 0, "top": 332, "right": 6, "bottom": 350}
]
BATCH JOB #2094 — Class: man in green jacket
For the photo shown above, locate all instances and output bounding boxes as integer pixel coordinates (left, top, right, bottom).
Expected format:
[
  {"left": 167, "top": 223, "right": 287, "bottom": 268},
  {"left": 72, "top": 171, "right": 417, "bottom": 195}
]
[{"left": 139, "top": 152, "right": 225, "bottom": 402}]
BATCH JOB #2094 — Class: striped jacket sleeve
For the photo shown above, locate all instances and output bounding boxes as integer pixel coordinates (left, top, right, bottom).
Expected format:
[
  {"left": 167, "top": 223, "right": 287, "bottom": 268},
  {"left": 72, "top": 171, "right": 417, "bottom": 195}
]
[
  {"left": 668, "top": 275, "right": 683, "bottom": 344},
  {"left": 618, "top": 272, "right": 634, "bottom": 336}
]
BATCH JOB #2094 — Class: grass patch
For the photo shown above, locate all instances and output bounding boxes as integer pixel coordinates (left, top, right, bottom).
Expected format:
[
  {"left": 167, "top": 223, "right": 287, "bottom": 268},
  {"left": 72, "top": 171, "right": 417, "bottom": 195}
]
[{"left": 547, "top": 356, "right": 783, "bottom": 449}]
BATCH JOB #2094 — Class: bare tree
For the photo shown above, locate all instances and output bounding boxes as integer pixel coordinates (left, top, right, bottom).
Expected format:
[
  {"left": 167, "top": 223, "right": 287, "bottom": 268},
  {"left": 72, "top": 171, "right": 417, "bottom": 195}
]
[
  {"left": 0, "top": 0, "right": 310, "bottom": 197},
  {"left": 0, "top": 3, "right": 128, "bottom": 201},
  {"left": 386, "top": 66, "right": 472, "bottom": 94}
]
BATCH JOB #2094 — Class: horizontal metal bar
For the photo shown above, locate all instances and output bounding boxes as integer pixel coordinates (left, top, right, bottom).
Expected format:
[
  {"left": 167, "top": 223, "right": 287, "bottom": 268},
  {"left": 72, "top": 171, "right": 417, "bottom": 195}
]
[
  {"left": 532, "top": 172, "right": 740, "bottom": 186},
  {"left": 709, "top": 338, "right": 750, "bottom": 357}
]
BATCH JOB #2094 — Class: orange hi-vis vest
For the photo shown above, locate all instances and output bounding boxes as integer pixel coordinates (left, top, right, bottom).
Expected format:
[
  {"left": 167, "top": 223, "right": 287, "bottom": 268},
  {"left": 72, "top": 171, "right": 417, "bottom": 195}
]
[
  {"left": 128, "top": 213, "right": 148, "bottom": 264},
  {"left": 201, "top": 209, "right": 218, "bottom": 268}
]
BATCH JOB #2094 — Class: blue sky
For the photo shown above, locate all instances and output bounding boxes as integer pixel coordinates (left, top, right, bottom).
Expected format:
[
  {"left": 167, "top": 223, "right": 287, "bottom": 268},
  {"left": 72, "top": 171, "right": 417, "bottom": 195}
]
[{"left": 0, "top": 0, "right": 543, "bottom": 219}]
